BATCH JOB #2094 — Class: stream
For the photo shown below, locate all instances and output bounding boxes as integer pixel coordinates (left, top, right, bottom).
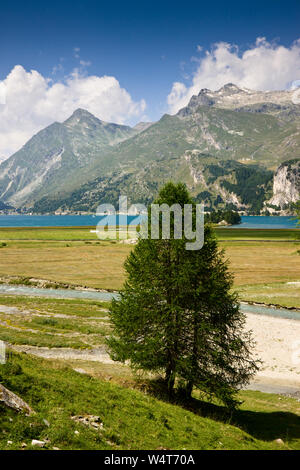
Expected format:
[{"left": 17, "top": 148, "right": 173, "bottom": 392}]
[
  {"left": 0, "top": 283, "right": 299, "bottom": 320},
  {"left": 1, "top": 283, "right": 299, "bottom": 396}
]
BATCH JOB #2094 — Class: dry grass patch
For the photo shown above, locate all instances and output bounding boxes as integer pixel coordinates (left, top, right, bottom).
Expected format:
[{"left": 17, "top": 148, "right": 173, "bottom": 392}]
[
  {"left": 0, "top": 242, "right": 130, "bottom": 290},
  {"left": 222, "top": 241, "right": 300, "bottom": 286}
]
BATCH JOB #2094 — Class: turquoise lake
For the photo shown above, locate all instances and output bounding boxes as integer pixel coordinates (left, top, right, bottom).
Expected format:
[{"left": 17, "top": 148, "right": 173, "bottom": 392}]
[{"left": 0, "top": 214, "right": 298, "bottom": 229}]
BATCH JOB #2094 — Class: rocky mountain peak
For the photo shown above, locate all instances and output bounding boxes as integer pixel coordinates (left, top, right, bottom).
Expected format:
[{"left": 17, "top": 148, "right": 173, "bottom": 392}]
[
  {"left": 179, "top": 83, "right": 247, "bottom": 115},
  {"left": 64, "top": 108, "right": 103, "bottom": 128},
  {"left": 68, "top": 108, "right": 95, "bottom": 118},
  {"left": 217, "top": 83, "right": 245, "bottom": 95},
  {"left": 178, "top": 83, "right": 298, "bottom": 118},
  {"left": 198, "top": 88, "right": 212, "bottom": 95}
]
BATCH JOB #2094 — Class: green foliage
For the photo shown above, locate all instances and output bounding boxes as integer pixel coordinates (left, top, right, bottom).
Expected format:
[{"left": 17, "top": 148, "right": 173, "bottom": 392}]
[
  {"left": 205, "top": 210, "right": 241, "bottom": 225},
  {"left": 107, "top": 183, "right": 258, "bottom": 408},
  {"left": 220, "top": 165, "right": 273, "bottom": 212}
]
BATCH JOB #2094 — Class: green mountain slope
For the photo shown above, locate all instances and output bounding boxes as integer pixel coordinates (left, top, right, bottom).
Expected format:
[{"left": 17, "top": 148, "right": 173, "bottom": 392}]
[
  {"left": 1, "top": 84, "right": 300, "bottom": 213},
  {"left": 0, "top": 109, "right": 137, "bottom": 207},
  {"left": 32, "top": 106, "right": 298, "bottom": 213}
]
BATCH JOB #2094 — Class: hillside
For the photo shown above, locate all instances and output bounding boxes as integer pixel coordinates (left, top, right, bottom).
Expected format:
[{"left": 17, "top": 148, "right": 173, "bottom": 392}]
[
  {"left": 0, "top": 109, "right": 137, "bottom": 207},
  {"left": 0, "top": 84, "right": 300, "bottom": 213},
  {"left": 1, "top": 351, "right": 300, "bottom": 450}
]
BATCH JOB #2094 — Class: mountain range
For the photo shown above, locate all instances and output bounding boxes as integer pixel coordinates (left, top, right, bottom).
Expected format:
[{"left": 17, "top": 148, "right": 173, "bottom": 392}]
[{"left": 0, "top": 83, "right": 299, "bottom": 214}]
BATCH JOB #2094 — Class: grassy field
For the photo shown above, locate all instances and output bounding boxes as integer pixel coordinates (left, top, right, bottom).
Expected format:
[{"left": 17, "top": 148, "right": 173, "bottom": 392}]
[
  {"left": 1, "top": 351, "right": 300, "bottom": 450},
  {"left": 0, "top": 226, "right": 99, "bottom": 241},
  {"left": 0, "top": 296, "right": 110, "bottom": 349},
  {"left": 216, "top": 228, "right": 300, "bottom": 241},
  {"left": 0, "top": 226, "right": 299, "bottom": 306},
  {"left": 0, "top": 226, "right": 298, "bottom": 241},
  {"left": 0, "top": 239, "right": 129, "bottom": 291},
  {"left": 238, "top": 282, "right": 300, "bottom": 308},
  {"left": 0, "top": 294, "right": 299, "bottom": 450}
]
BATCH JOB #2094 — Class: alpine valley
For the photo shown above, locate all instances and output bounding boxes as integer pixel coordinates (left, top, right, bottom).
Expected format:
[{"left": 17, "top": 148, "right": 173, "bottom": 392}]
[{"left": 0, "top": 83, "right": 299, "bottom": 214}]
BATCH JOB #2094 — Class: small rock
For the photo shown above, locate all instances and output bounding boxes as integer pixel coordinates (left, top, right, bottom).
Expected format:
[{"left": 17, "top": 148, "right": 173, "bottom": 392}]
[
  {"left": 74, "top": 430, "right": 80, "bottom": 435},
  {"left": 274, "top": 438, "right": 284, "bottom": 446},
  {"left": 31, "top": 439, "right": 46, "bottom": 448},
  {"left": 43, "top": 419, "right": 50, "bottom": 427},
  {"left": 21, "top": 442, "right": 27, "bottom": 448},
  {"left": 71, "top": 415, "right": 104, "bottom": 430},
  {"left": 120, "top": 238, "right": 138, "bottom": 245},
  {"left": 73, "top": 368, "right": 88, "bottom": 375},
  {"left": 52, "top": 447, "right": 60, "bottom": 451},
  {"left": 218, "top": 220, "right": 230, "bottom": 226},
  {"left": 7, "top": 441, "right": 13, "bottom": 445}
]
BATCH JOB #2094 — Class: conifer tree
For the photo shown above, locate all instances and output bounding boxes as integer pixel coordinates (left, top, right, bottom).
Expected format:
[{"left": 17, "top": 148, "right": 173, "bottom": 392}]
[{"left": 107, "top": 182, "right": 258, "bottom": 407}]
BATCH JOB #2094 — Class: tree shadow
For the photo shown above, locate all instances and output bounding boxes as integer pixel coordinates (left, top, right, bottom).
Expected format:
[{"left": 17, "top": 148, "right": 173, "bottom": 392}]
[
  {"left": 142, "top": 378, "right": 300, "bottom": 443},
  {"left": 235, "top": 408, "right": 300, "bottom": 442},
  {"left": 188, "top": 396, "right": 300, "bottom": 443}
]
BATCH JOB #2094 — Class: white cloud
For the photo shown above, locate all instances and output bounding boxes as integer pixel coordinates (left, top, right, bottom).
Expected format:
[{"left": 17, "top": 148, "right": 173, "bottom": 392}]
[
  {"left": 73, "top": 47, "right": 80, "bottom": 59},
  {"left": 79, "top": 60, "right": 92, "bottom": 67},
  {"left": 167, "top": 38, "right": 300, "bottom": 114},
  {"left": 0, "top": 65, "right": 146, "bottom": 158}
]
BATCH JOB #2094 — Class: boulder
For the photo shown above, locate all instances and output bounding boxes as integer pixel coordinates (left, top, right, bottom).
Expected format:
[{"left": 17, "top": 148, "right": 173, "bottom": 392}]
[
  {"left": 0, "top": 384, "right": 35, "bottom": 415},
  {"left": 274, "top": 438, "right": 284, "bottom": 446}
]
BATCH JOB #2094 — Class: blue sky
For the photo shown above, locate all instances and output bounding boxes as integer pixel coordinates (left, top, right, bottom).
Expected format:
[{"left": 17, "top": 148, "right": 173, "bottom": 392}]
[{"left": 0, "top": 0, "right": 300, "bottom": 157}]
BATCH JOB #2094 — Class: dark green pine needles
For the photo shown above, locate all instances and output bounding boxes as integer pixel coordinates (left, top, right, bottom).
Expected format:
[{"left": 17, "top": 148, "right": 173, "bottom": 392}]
[{"left": 107, "top": 182, "right": 258, "bottom": 408}]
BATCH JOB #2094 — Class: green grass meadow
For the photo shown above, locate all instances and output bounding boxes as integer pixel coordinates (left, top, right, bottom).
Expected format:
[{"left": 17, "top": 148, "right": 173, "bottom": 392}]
[{"left": 1, "top": 351, "right": 300, "bottom": 450}]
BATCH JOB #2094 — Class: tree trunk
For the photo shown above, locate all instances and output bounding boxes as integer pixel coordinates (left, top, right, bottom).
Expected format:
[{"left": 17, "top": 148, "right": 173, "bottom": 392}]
[
  {"left": 165, "top": 365, "right": 175, "bottom": 398},
  {"left": 185, "top": 381, "right": 193, "bottom": 399},
  {"left": 186, "top": 306, "right": 198, "bottom": 400}
]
